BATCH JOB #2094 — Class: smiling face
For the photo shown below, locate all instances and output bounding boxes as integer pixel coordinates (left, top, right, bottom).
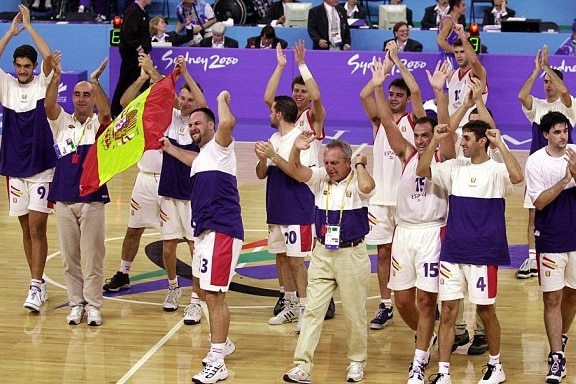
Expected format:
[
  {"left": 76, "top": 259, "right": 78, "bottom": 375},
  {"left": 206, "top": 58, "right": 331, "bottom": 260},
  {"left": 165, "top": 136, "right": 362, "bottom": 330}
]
[
  {"left": 178, "top": 87, "right": 198, "bottom": 117},
  {"left": 292, "top": 83, "right": 310, "bottom": 112},
  {"left": 188, "top": 110, "right": 215, "bottom": 147},
  {"left": 72, "top": 81, "right": 95, "bottom": 118},
  {"left": 413, "top": 122, "right": 434, "bottom": 156},
  {"left": 323, "top": 146, "right": 351, "bottom": 183},
  {"left": 13, "top": 57, "right": 36, "bottom": 85},
  {"left": 460, "top": 129, "right": 486, "bottom": 158},
  {"left": 388, "top": 85, "right": 409, "bottom": 114}
]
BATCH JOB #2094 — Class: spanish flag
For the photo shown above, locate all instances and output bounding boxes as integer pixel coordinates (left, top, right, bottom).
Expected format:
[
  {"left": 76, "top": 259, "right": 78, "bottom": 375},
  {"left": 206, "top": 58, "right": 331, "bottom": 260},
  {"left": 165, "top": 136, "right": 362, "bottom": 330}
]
[{"left": 79, "top": 72, "right": 176, "bottom": 196}]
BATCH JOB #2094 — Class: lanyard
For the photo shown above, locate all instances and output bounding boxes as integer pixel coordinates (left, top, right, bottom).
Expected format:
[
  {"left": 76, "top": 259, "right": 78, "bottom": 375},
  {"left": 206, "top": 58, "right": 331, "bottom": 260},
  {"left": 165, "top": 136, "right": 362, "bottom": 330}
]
[{"left": 324, "top": 170, "right": 354, "bottom": 226}]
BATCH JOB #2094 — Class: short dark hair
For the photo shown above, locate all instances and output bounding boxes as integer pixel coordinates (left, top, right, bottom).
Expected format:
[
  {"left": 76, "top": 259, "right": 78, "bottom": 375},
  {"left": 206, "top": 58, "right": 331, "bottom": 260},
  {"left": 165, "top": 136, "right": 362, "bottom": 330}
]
[
  {"left": 260, "top": 25, "right": 276, "bottom": 39},
  {"left": 181, "top": 81, "right": 204, "bottom": 94},
  {"left": 191, "top": 107, "right": 215, "bottom": 123},
  {"left": 389, "top": 78, "right": 411, "bottom": 97},
  {"left": 550, "top": 68, "right": 564, "bottom": 81},
  {"left": 454, "top": 39, "right": 464, "bottom": 48},
  {"left": 291, "top": 75, "right": 305, "bottom": 90},
  {"left": 273, "top": 95, "right": 298, "bottom": 123},
  {"left": 325, "top": 139, "right": 352, "bottom": 161},
  {"left": 462, "top": 120, "right": 490, "bottom": 150},
  {"left": 393, "top": 21, "right": 409, "bottom": 34},
  {"left": 414, "top": 116, "right": 438, "bottom": 130},
  {"left": 13, "top": 44, "right": 38, "bottom": 65},
  {"left": 449, "top": 0, "right": 462, "bottom": 12},
  {"left": 539, "top": 111, "right": 570, "bottom": 134},
  {"left": 470, "top": 107, "right": 493, "bottom": 118}
]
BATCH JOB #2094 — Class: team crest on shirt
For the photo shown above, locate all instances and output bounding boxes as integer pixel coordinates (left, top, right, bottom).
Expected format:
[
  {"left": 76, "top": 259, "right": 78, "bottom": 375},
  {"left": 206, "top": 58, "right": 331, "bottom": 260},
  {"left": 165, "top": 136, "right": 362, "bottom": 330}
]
[
  {"left": 68, "top": 124, "right": 75, "bottom": 129},
  {"left": 471, "top": 177, "right": 476, "bottom": 183},
  {"left": 322, "top": 189, "right": 328, "bottom": 195},
  {"left": 346, "top": 191, "right": 352, "bottom": 198},
  {"left": 401, "top": 126, "right": 406, "bottom": 132}
]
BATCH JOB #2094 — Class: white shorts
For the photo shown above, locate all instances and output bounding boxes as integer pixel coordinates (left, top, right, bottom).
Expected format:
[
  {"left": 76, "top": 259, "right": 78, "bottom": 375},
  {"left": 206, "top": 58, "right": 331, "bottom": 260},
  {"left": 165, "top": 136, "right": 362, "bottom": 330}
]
[
  {"left": 8, "top": 177, "right": 53, "bottom": 216},
  {"left": 193, "top": 231, "right": 242, "bottom": 292},
  {"left": 365, "top": 204, "right": 396, "bottom": 245},
  {"left": 523, "top": 187, "right": 535, "bottom": 209},
  {"left": 538, "top": 251, "right": 576, "bottom": 292},
  {"left": 127, "top": 172, "right": 161, "bottom": 229},
  {"left": 268, "top": 224, "right": 314, "bottom": 257},
  {"left": 159, "top": 197, "right": 194, "bottom": 240},
  {"left": 438, "top": 262, "right": 499, "bottom": 305},
  {"left": 388, "top": 225, "right": 444, "bottom": 293}
]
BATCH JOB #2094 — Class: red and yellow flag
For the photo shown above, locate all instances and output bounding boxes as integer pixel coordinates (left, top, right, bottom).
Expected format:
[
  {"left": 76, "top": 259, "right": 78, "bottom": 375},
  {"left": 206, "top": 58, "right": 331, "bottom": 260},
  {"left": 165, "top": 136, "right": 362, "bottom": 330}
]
[{"left": 80, "top": 72, "right": 176, "bottom": 196}]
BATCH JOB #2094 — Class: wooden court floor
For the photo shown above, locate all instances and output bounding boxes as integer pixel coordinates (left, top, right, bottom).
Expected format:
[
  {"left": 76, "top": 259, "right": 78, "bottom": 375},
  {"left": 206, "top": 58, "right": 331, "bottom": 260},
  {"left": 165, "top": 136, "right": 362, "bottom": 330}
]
[{"left": 0, "top": 144, "right": 565, "bottom": 383}]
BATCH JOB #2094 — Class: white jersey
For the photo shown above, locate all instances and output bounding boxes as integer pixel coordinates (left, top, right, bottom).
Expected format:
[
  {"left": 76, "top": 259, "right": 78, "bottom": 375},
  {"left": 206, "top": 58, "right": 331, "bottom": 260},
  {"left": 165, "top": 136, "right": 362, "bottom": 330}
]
[
  {"left": 396, "top": 151, "right": 448, "bottom": 228},
  {"left": 371, "top": 113, "right": 415, "bottom": 206},
  {"left": 295, "top": 109, "right": 321, "bottom": 166},
  {"left": 137, "top": 149, "right": 163, "bottom": 174},
  {"left": 447, "top": 68, "right": 488, "bottom": 128},
  {"left": 522, "top": 96, "right": 576, "bottom": 126}
]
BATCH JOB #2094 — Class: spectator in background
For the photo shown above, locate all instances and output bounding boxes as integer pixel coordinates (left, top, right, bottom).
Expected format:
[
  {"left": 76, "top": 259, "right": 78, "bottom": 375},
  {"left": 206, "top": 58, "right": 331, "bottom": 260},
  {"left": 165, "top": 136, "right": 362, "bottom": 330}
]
[
  {"left": 30, "top": 0, "right": 51, "bottom": 10},
  {"left": 111, "top": 0, "right": 152, "bottom": 118},
  {"left": 482, "top": 0, "right": 515, "bottom": 27},
  {"left": 421, "top": 0, "right": 465, "bottom": 30},
  {"left": 150, "top": 16, "right": 198, "bottom": 46},
  {"left": 307, "top": 0, "right": 351, "bottom": 50},
  {"left": 199, "top": 22, "right": 239, "bottom": 48},
  {"left": 340, "top": 0, "right": 366, "bottom": 21},
  {"left": 556, "top": 19, "right": 576, "bottom": 56},
  {"left": 388, "top": 0, "right": 413, "bottom": 27},
  {"left": 246, "top": 25, "right": 288, "bottom": 49},
  {"left": 263, "top": 0, "right": 298, "bottom": 27},
  {"left": 77, "top": 0, "right": 109, "bottom": 22},
  {"left": 436, "top": 0, "right": 467, "bottom": 70},
  {"left": 174, "top": 0, "right": 216, "bottom": 38},
  {"left": 383, "top": 21, "right": 423, "bottom": 52}
]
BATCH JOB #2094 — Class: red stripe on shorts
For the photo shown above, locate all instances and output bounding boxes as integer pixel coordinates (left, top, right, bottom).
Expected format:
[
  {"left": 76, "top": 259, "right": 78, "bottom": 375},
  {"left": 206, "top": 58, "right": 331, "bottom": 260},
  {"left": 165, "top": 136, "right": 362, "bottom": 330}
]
[{"left": 212, "top": 232, "right": 234, "bottom": 286}]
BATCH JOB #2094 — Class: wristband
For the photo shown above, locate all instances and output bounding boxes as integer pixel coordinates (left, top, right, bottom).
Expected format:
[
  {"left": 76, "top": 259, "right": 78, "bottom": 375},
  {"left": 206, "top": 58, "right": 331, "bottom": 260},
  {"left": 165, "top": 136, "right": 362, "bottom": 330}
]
[{"left": 298, "top": 64, "right": 313, "bottom": 81}]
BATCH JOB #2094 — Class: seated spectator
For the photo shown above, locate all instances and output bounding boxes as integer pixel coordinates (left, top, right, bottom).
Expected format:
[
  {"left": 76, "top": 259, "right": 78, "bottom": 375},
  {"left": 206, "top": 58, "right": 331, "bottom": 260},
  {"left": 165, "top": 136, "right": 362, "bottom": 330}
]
[
  {"left": 77, "top": 0, "right": 109, "bottom": 22},
  {"left": 150, "top": 16, "right": 198, "bottom": 47},
  {"left": 263, "top": 0, "right": 298, "bottom": 27},
  {"left": 421, "top": 0, "right": 465, "bottom": 29},
  {"left": 482, "top": 0, "right": 515, "bottom": 26},
  {"left": 30, "top": 0, "right": 51, "bottom": 10},
  {"left": 246, "top": 25, "right": 288, "bottom": 49},
  {"left": 175, "top": 0, "right": 217, "bottom": 37},
  {"left": 383, "top": 21, "right": 423, "bottom": 52},
  {"left": 199, "top": 22, "right": 239, "bottom": 48},
  {"left": 308, "top": 0, "right": 351, "bottom": 50},
  {"left": 556, "top": 19, "right": 576, "bottom": 56},
  {"left": 389, "top": 0, "right": 413, "bottom": 27},
  {"left": 340, "top": 0, "right": 366, "bottom": 21}
]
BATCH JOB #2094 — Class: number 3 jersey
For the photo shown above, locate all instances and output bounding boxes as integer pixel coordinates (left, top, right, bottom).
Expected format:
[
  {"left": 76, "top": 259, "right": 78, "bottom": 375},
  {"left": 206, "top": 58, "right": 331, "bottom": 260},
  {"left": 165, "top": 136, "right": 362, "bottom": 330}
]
[{"left": 396, "top": 150, "right": 447, "bottom": 228}]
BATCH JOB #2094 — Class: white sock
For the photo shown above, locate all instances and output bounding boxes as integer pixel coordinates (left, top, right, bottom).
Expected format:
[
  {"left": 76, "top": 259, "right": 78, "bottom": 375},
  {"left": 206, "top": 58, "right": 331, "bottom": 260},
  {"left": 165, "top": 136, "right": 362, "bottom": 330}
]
[
  {"left": 168, "top": 278, "right": 179, "bottom": 289},
  {"left": 489, "top": 353, "right": 500, "bottom": 365},
  {"left": 120, "top": 260, "right": 132, "bottom": 274},
  {"left": 78, "top": 5, "right": 85, "bottom": 12}
]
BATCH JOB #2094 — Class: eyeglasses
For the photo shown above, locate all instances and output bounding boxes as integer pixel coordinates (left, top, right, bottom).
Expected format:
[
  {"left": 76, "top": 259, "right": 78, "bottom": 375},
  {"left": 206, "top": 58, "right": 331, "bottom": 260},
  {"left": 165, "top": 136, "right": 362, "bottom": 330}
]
[{"left": 396, "top": 29, "right": 409, "bottom": 33}]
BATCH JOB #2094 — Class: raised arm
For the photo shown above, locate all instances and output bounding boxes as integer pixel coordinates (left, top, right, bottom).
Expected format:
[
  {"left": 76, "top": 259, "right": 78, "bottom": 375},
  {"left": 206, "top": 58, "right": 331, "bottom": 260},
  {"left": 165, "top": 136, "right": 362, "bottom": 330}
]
[
  {"left": 518, "top": 49, "right": 542, "bottom": 111},
  {"left": 469, "top": 76, "right": 495, "bottom": 129},
  {"left": 294, "top": 40, "right": 326, "bottom": 138},
  {"left": 454, "top": 24, "right": 486, "bottom": 83},
  {"left": 160, "top": 137, "right": 198, "bottom": 166},
  {"left": 214, "top": 91, "right": 236, "bottom": 147},
  {"left": 436, "top": 18, "right": 455, "bottom": 53},
  {"left": 264, "top": 43, "right": 287, "bottom": 109},
  {"left": 120, "top": 66, "right": 149, "bottom": 108},
  {"left": 44, "top": 51, "right": 62, "bottom": 121},
  {"left": 257, "top": 131, "right": 315, "bottom": 183},
  {"left": 90, "top": 57, "right": 111, "bottom": 124},
  {"left": 416, "top": 124, "right": 452, "bottom": 179},
  {"left": 0, "top": 12, "right": 23, "bottom": 59},
  {"left": 541, "top": 46, "right": 572, "bottom": 108},
  {"left": 354, "top": 152, "right": 375, "bottom": 194},
  {"left": 426, "top": 61, "right": 455, "bottom": 160},
  {"left": 386, "top": 41, "right": 425, "bottom": 119},
  {"left": 20, "top": 5, "right": 52, "bottom": 76},
  {"left": 177, "top": 55, "right": 207, "bottom": 108},
  {"left": 486, "top": 128, "right": 523, "bottom": 184},
  {"left": 372, "top": 58, "right": 411, "bottom": 161}
]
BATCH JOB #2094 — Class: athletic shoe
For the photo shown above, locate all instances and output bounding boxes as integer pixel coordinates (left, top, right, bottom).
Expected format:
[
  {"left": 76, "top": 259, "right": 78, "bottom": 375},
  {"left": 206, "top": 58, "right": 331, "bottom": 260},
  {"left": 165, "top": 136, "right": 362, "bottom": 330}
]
[
  {"left": 67, "top": 305, "right": 85, "bottom": 325},
  {"left": 86, "top": 306, "right": 102, "bottom": 326},
  {"left": 40, "top": 281, "right": 48, "bottom": 303},
  {"left": 283, "top": 366, "right": 311, "bottom": 383},
  {"left": 370, "top": 303, "right": 393, "bottom": 330},
  {"left": 515, "top": 257, "right": 538, "bottom": 279},
  {"left": 23, "top": 286, "right": 42, "bottom": 312},
  {"left": 408, "top": 361, "right": 426, "bottom": 384},
  {"left": 478, "top": 363, "right": 506, "bottom": 384},
  {"left": 274, "top": 292, "right": 286, "bottom": 315},
  {"left": 192, "top": 359, "right": 228, "bottom": 384},
  {"left": 468, "top": 334, "right": 488, "bottom": 355},
  {"left": 269, "top": 301, "right": 297, "bottom": 325},
  {"left": 295, "top": 304, "right": 305, "bottom": 333},
  {"left": 452, "top": 329, "right": 470, "bottom": 352},
  {"left": 546, "top": 353, "right": 566, "bottom": 383},
  {"left": 429, "top": 373, "right": 452, "bottom": 384},
  {"left": 346, "top": 362, "right": 364, "bottom": 382},
  {"left": 325, "top": 297, "right": 336, "bottom": 320},
  {"left": 548, "top": 335, "right": 569, "bottom": 364},
  {"left": 183, "top": 303, "right": 202, "bottom": 325},
  {"left": 163, "top": 287, "right": 181, "bottom": 312},
  {"left": 202, "top": 338, "right": 236, "bottom": 366},
  {"left": 103, "top": 271, "right": 131, "bottom": 292}
]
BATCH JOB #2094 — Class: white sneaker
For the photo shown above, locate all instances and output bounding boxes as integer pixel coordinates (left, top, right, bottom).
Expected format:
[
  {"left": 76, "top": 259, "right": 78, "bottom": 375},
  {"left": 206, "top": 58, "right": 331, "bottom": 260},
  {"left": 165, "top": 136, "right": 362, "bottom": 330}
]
[
  {"left": 346, "top": 362, "right": 364, "bottom": 382},
  {"left": 192, "top": 359, "right": 228, "bottom": 384},
  {"left": 295, "top": 304, "right": 306, "bottom": 333},
  {"left": 430, "top": 373, "right": 452, "bottom": 384},
  {"left": 184, "top": 303, "right": 202, "bottom": 325},
  {"left": 269, "top": 301, "right": 297, "bottom": 325},
  {"left": 407, "top": 361, "right": 426, "bottom": 384},
  {"left": 202, "top": 338, "right": 236, "bottom": 366},
  {"left": 86, "top": 306, "right": 102, "bottom": 326},
  {"left": 78, "top": 4, "right": 85, "bottom": 12},
  {"left": 66, "top": 305, "right": 85, "bottom": 325},
  {"left": 23, "top": 286, "right": 42, "bottom": 312},
  {"left": 283, "top": 366, "right": 311, "bottom": 383},
  {"left": 40, "top": 281, "right": 48, "bottom": 303},
  {"left": 163, "top": 287, "right": 181, "bottom": 312},
  {"left": 477, "top": 363, "right": 505, "bottom": 384}
]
